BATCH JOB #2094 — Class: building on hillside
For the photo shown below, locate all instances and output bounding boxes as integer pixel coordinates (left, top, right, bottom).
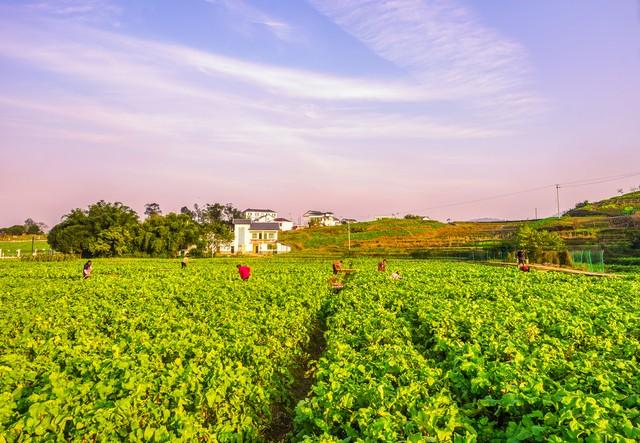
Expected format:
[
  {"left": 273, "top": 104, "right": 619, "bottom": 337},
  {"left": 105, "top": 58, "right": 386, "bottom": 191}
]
[
  {"left": 220, "top": 219, "right": 291, "bottom": 254},
  {"left": 274, "top": 217, "right": 293, "bottom": 231},
  {"left": 341, "top": 218, "right": 357, "bottom": 224},
  {"left": 242, "top": 208, "right": 277, "bottom": 222},
  {"left": 303, "top": 210, "right": 337, "bottom": 227}
]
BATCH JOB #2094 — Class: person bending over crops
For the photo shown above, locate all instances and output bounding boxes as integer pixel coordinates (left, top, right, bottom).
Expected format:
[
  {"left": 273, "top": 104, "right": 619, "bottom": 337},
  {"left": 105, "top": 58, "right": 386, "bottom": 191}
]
[
  {"left": 516, "top": 249, "right": 527, "bottom": 266},
  {"left": 237, "top": 264, "right": 251, "bottom": 281},
  {"left": 82, "top": 260, "right": 92, "bottom": 279},
  {"left": 378, "top": 259, "right": 387, "bottom": 272},
  {"left": 332, "top": 260, "right": 343, "bottom": 274},
  {"left": 181, "top": 255, "right": 188, "bottom": 269},
  {"left": 390, "top": 270, "right": 401, "bottom": 280}
]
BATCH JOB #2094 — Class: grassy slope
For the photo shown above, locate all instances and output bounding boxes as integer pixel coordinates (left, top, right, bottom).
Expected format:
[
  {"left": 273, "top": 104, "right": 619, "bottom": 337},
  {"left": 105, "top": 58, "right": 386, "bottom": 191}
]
[
  {"left": 281, "top": 192, "right": 640, "bottom": 256},
  {"left": 0, "top": 237, "right": 49, "bottom": 253},
  {"left": 565, "top": 191, "right": 640, "bottom": 216}
]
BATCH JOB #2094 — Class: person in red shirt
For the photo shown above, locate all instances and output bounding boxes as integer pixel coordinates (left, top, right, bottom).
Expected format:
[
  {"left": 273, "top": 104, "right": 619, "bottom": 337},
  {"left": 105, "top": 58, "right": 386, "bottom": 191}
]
[{"left": 237, "top": 264, "right": 251, "bottom": 281}]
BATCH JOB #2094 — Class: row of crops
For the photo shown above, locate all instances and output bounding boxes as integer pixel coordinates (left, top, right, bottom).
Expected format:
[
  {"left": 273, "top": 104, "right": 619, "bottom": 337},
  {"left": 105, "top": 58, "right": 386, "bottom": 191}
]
[{"left": 1, "top": 259, "right": 639, "bottom": 441}]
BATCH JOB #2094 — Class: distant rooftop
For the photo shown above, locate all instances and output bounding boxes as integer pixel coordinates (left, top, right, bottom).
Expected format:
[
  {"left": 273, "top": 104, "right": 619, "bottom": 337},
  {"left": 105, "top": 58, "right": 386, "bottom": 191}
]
[
  {"left": 233, "top": 219, "right": 251, "bottom": 224},
  {"left": 243, "top": 208, "right": 275, "bottom": 213},
  {"left": 274, "top": 217, "right": 292, "bottom": 222}
]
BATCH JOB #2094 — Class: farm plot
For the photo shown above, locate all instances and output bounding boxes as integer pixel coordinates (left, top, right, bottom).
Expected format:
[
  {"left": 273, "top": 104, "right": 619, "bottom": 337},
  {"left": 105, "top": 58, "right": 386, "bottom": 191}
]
[
  {"left": 2, "top": 259, "right": 640, "bottom": 442},
  {"left": 0, "top": 259, "right": 329, "bottom": 441},
  {"left": 294, "top": 262, "right": 640, "bottom": 442}
]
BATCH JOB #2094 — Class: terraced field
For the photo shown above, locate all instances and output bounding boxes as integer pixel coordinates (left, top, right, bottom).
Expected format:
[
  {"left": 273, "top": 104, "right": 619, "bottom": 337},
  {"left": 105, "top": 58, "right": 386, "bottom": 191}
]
[{"left": 1, "top": 259, "right": 639, "bottom": 441}]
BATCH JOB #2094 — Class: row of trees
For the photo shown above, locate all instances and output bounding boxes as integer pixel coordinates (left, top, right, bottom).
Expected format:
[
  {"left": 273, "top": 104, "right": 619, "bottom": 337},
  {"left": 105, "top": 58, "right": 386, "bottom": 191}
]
[
  {"left": 0, "top": 219, "right": 47, "bottom": 236},
  {"left": 47, "top": 201, "right": 242, "bottom": 258}
]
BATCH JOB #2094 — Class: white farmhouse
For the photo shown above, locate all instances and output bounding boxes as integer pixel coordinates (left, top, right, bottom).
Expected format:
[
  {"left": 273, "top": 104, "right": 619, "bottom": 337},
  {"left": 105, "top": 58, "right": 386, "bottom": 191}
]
[
  {"left": 242, "top": 208, "right": 277, "bottom": 222},
  {"left": 303, "top": 210, "right": 337, "bottom": 227},
  {"left": 274, "top": 217, "right": 293, "bottom": 231},
  {"left": 225, "top": 219, "right": 291, "bottom": 254}
]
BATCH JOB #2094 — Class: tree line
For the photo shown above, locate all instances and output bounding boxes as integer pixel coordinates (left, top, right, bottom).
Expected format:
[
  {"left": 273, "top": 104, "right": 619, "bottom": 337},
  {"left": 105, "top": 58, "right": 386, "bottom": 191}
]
[
  {"left": 47, "top": 201, "right": 243, "bottom": 258},
  {"left": 0, "top": 219, "right": 47, "bottom": 236}
]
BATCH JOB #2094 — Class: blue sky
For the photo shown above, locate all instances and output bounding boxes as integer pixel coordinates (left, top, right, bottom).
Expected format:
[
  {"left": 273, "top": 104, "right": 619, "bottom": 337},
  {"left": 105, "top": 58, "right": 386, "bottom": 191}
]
[{"left": 1, "top": 0, "right": 639, "bottom": 226}]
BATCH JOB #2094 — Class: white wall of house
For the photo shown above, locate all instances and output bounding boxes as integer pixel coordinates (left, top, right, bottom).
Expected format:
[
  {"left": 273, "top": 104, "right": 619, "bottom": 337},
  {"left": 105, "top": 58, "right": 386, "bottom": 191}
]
[
  {"left": 323, "top": 216, "right": 337, "bottom": 227},
  {"left": 276, "top": 220, "right": 293, "bottom": 231},
  {"left": 304, "top": 214, "right": 336, "bottom": 227},
  {"left": 233, "top": 223, "right": 252, "bottom": 253},
  {"left": 243, "top": 210, "right": 277, "bottom": 222}
]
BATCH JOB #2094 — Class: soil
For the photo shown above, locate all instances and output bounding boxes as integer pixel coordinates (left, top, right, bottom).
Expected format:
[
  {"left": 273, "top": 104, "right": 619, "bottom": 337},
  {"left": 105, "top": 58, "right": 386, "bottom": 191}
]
[{"left": 263, "top": 317, "right": 327, "bottom": 442}]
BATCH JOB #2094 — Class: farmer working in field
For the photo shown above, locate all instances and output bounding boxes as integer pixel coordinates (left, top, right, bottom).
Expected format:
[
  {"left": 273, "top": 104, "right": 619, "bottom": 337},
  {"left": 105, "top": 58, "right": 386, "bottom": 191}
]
[
  {"left": 377, "top": 259, "right": 387, "bottom": 272},
  {"left": 516, "top": 249, "right": 526, "bottom": 266},
  {"left": 237, "top": 264, "right": 251, "bottom": 281},
  {"left": 181, "top": 254, "right": 188, "bottom": 269},
  {"left": 516, "top": 249, "right": 530, "bottom": 272},
  {"left": 82, "top": 260, "right": 92, "bottom": 279},
  {"left": 332, "top": 260, "right": 343, "bottom": 275}
]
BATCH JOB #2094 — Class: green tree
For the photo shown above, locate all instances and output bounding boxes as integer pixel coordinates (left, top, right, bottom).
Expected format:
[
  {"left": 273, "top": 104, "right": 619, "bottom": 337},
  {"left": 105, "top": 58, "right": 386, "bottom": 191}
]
[
  {"left": 138, "top": 213, "right": 201, "bottom": 256},
  {"left": 191, "top": 202, "right": 240, "bottom": 256},
  {"left": 47, "top": 209, "right": 92, "bottom": 254},
  {"left": 0, "top": 225, "right": 26, "bottom": 235},
  {"left": 24, "top": 218, "right": 47, "bottom": 235},
  {"left": 144, "top": 203, "right": 162, "bottom": 217},
  {"left": 516, "top": 225, "right": 565, "bottom": 262},
  {"left": 48, "top": 201, "right": 139, "bottom": 256},
  {"left": 199, "top": 220, "right": 234, "bottom": 256}
]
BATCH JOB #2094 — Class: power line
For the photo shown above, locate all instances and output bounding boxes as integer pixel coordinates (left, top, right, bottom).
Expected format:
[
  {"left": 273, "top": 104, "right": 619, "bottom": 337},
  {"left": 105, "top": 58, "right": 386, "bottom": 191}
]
[
  {"left": 559, "top": 172, "right": 640, "bottom": 189},
  {"left": 423, "top": 171, "right": 640, "bottom": 211},
  {"left": 423, "top": 185, "right": 554, "bottom": 210}
]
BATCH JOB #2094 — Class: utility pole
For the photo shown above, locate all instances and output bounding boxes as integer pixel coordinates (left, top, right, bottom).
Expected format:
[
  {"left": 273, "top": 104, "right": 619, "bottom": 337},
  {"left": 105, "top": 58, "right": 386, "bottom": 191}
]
[
  {"left": 347, "top": 221, "right": 351, "bottom": 252},
  {"left": 555, "top": 184, "right": 561, "bottom": 218},
  {"left": 535, "top": 208, "right": 538, "bottom": 219}
]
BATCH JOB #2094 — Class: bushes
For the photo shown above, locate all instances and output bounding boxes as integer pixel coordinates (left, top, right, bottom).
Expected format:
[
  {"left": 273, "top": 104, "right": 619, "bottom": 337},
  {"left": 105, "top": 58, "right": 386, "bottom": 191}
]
[
  {"left": 558, "top": 250, "right": 573, "bottom": 266},
  {"left": 516, "top": 226, "right": 565, "bottom": 263}
]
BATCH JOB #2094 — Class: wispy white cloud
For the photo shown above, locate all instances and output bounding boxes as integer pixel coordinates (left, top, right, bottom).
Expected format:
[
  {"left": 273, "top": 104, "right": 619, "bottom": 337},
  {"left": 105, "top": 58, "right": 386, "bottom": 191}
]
[
  {"left": 0, "top": 19, "right": 420, "bottom": 103},
  {"left": 204, "top": 0, "right": 295, "bottom": 42},
  {"left": 307, "top": 0, "right": 541, "bottom": 118},
  {"left": 26, "top": 0, "right": 121, "bottom": 23}
]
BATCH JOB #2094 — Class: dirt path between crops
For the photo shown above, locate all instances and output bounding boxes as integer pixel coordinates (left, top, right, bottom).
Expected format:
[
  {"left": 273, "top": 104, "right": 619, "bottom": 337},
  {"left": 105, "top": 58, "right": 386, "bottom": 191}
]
[
  {"left": 263, "top": 312, "right": 328, "bottom": 442},
  {"left": 264, "top": 272, "right": 357, "bottom": 441},
  {"left": 486, "top": 261, "right": 620, "bottom": 277}
]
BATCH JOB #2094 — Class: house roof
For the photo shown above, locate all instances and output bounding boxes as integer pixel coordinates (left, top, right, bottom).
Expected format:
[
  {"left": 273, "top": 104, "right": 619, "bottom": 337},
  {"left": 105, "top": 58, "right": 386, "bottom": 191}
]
[
  {"left": 304, "top": 210, "right": 334, "bottom": 216},
  {"left": 250, "top": 222, "right": 280, "bottom": 231},
  {"left": 274, "top": 218, "right": 292, "bottom": 222},
  {"left": 243, "top": 208, "right": 275, "bottom": 213},
  {"left": 233, "top": 218, "right": 251, "bottom": 225}
]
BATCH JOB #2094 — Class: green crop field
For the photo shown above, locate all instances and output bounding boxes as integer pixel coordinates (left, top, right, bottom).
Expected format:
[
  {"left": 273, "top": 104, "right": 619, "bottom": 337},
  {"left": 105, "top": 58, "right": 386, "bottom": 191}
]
[{"left": 1, "top": 259, "right": 639, "bottom": 442}]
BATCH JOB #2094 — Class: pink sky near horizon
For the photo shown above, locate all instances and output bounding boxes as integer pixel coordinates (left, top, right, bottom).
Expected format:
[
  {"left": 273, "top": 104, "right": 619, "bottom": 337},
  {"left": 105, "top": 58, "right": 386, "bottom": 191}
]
[{"left": 1, "top": 0, "right": 639, "bottom": 228}]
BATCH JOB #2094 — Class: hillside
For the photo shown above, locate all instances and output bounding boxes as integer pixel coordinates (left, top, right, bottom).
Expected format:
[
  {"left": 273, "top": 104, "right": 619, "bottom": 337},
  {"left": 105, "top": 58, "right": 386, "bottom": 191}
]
[
  {"left": 565, "top": 191, "right": 640, "bottom": 217},
  {"left": 280, "top": 193, "right": 640, "bottom": 260}
]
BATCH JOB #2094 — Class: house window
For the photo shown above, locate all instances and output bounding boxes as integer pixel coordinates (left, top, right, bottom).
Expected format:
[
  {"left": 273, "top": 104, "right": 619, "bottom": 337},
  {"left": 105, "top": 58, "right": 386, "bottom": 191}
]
[
  {"left": 258, "top": 232, "right": 263, "bottom": 240},
  {"left": 267, "top": 232, "right": 275, "bottom": 239},
  {"left": 252, "top": 233, "right": 258, "bottom": 239}
]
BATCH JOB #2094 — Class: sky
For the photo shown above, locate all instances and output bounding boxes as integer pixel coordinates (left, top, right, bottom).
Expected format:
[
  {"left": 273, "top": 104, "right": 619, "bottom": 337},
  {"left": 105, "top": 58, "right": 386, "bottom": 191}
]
[{"left": 0, "top": 0, "right": 639, "bottom": 227}]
